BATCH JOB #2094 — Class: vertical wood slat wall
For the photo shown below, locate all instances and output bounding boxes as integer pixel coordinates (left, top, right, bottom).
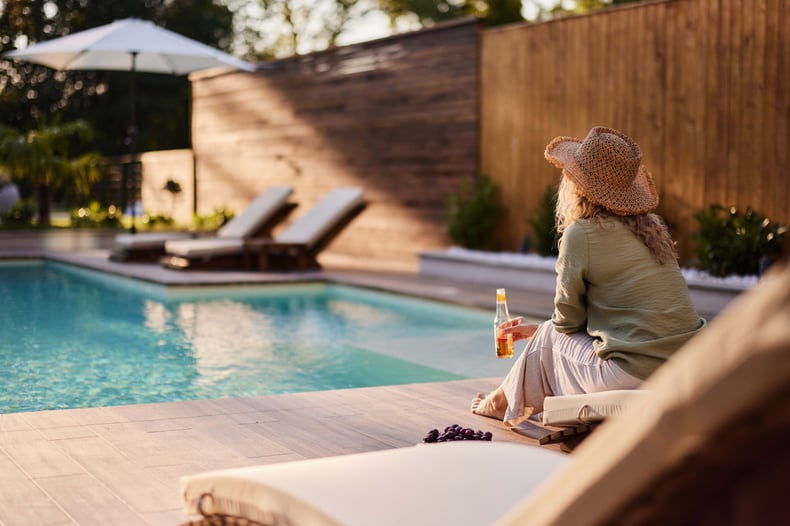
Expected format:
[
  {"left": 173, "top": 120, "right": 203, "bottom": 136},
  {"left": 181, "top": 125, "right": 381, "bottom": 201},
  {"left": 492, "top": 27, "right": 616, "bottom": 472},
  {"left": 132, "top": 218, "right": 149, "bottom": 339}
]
[
  {"left": 188, "top": 19, "right": 481, "bottom": 270},
  {"left": 481, "top": 0, "right": 789, "bottom": 261}
]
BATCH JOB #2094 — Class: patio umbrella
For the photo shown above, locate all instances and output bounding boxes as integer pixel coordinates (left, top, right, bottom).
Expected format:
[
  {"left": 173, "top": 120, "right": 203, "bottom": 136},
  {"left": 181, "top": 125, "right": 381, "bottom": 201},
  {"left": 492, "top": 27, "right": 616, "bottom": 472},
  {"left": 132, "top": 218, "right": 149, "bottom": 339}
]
[{"left": 3, "top": 18, "right": 256, "bottom": 232}]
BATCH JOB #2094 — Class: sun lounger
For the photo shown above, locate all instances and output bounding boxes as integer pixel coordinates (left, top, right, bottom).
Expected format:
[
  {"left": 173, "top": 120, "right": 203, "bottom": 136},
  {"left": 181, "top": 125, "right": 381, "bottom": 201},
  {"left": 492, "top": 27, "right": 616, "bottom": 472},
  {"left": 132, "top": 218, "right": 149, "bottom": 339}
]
[
  {"left": 163, "top": 187, "right": 366, "bottom": 271},
  {"left": 180, "top": 264, "right": 790, "bottom": 526},
  {"left": 110, "top": 231, "right": 195, "bottom": 262},
  {"left": 110, "top": 186, "right": 296, "bottom": 263},
  {"left": 251, "top": 186, "right": 366, "bottom": 271}
]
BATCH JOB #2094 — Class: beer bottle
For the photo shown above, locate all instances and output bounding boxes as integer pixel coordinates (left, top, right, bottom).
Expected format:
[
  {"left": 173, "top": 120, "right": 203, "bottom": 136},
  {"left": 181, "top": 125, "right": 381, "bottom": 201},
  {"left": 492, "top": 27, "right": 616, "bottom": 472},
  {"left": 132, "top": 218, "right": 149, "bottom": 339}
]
[{"left": 494, "top": 288, "right": 514, "bottom": 358}]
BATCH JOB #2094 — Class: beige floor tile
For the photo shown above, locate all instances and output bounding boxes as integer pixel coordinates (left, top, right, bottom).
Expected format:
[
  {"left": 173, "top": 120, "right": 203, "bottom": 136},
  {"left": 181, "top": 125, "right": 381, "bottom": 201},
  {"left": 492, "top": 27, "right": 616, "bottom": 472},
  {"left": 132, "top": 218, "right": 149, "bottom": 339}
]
[
  {"left": 0, "top": 454, "right": 71, "bottom": 525},
  {"left": 53, "top": 436, "right": 180, "bottom": 514},
  {"left": 68, "top": 406, "right": 131, "bottom": 426},
  {"left": 140, "top": 508, "right": 195, "bottom": 526},
  {"left": 182, "top": 415, "right": 297, "bottom": 458},
  {"left": 37, "top": 425, "right": 97, "bottom": 441},
  {"left": 20, "top": 410, "right": 83, "bottom": 430},
  {"left": 35, "top": 473, "right": 149, "bottom": 525},
  {"left": 1, "top": 431, "right": 85, "bottom": 478},
  {"left": 0, "top": 413, "right": 34, "bottom": 433}
]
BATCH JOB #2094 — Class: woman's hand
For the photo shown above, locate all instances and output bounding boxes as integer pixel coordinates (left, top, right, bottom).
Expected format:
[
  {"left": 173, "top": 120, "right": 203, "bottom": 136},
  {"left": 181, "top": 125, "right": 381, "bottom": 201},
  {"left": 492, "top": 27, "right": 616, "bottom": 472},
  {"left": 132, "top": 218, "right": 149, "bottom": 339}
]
[{"left": 497, "top": 317, "right": 539, "bottom": 341}]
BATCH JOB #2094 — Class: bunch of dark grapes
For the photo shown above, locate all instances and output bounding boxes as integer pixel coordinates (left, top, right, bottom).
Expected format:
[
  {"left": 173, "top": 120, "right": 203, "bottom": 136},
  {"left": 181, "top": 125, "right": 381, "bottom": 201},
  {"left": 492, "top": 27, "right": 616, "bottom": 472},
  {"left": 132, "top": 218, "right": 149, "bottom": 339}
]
[{"left": 423, "top": 424, "right": 493, "bottom": 443}]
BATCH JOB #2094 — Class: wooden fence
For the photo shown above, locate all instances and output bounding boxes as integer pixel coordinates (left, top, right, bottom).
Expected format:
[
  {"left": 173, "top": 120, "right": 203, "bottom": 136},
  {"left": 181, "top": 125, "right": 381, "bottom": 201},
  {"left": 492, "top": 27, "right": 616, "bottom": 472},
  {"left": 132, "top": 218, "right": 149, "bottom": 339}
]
[
  {"left": 185, "top": 19, "right": 480, "bottom": 269},
  {"left": 144, "top": 0, "right": 788, "bottom": 268},
  {"left": 481, "top": 0, "right": 789, "bottom": 260}
]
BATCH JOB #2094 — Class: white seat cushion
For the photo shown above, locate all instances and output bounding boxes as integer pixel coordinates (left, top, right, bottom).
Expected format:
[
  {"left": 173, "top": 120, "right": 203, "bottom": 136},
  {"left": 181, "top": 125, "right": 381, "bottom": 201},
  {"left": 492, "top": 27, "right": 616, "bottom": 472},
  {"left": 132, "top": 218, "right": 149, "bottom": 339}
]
[
  {"left": 275, "top": 187, "right": 364, "bottom": 247},
  {"left": 164, "top": 238, "right": 244, "bottom": 257},
  {"left": 217, "top": 186, "right": 293, "bottom": 239},
  {"left": 114, "top": 232, "right": 192, "bottom": 249},
  {"left": 181, "top": 441, "right": 569, "bottom": 526},
  {"left": 542, "top": 389, "right": 650, "bottom": 426}
]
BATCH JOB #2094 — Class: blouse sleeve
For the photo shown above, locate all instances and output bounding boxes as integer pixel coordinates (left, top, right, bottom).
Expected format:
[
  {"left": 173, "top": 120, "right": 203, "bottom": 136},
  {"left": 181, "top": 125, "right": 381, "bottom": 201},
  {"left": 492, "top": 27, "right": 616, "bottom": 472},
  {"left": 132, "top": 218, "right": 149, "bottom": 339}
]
[{"left": 552, "top": 221, "right": 588, "bottom": 333}]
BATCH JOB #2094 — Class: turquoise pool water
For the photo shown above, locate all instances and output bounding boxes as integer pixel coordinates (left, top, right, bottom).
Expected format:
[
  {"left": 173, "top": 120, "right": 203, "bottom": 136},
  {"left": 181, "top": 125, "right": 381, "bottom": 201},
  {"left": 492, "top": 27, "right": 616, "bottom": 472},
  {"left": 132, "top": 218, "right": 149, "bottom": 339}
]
[{"left": 0, "top": 261, "right": 511, "bottom": 414}]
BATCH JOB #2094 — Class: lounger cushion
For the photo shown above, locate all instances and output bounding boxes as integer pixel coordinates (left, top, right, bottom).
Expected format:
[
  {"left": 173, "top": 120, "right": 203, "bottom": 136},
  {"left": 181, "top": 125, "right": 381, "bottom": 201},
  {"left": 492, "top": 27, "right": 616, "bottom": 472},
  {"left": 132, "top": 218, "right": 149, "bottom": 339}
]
[
  {"left": 541, "top": 389, "right": 649, "bottom": 426},
  {"left": 162, "top": 187, "right": 361, "bottom": 261},
  {"left": 114, "top": 231, "right": 192, "bottom": 250},
  {"left": 165, "top": 238, "right": 244, "bottom": 257},
  {"left": 217, "top": 186, "right": 293, "bottom": 239},
  {"left": 181, "top": 441, "right": 569, "bottom": 526},
  {"left": 275, "top": 187, "right": 364, "bottom": 247},
  {"left": 112, "top": 186, "right": 292, "bottom": 256}
]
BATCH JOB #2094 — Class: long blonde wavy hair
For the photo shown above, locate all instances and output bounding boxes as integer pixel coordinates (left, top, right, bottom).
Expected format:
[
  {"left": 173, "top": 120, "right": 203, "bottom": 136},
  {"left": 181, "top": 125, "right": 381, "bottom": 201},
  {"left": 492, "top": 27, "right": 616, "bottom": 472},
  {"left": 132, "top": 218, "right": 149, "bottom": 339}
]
[{"left": 555, "top": 176, "right": 678, "bottom": 264}]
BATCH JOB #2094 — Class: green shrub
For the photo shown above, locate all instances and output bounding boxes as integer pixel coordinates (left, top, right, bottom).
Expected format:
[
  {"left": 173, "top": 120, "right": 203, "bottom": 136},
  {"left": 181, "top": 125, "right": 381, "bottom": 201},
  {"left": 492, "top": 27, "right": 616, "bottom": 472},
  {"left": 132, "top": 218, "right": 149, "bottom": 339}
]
[
  {"left": 70, "top": 202, "right": 123, "bottom": 228},
  {"left": 141, "top": 212, "right": 175, "bottom": 229},
  {"left": 692, "top": 204, "right": 787, "bottom": 277},
  {"left": 0, "top": 199, "right": 35, "bottom": 228},
  {"left": 446, "top": 174, "right": 502, "bottom": 250},
  {"left": 529, "top": 185, "right": 559, "bottom": 257},
  {"left": 193, "top": 206, "right": 234, "bottom": 230}
]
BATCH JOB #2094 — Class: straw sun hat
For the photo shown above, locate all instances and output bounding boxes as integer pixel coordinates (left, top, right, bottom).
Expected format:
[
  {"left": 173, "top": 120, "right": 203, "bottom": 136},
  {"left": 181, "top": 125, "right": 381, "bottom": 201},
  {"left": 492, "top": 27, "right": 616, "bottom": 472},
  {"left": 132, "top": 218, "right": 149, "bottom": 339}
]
[{"left": 544, "top": 126, "right": 658, "bottom": 216}]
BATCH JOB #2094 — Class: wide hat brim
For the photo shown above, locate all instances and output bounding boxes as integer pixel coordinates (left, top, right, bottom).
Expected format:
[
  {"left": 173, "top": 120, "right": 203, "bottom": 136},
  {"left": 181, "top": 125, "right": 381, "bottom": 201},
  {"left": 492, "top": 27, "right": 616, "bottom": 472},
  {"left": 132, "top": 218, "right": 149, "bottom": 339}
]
[{"left": 544, "top": 128, "right": 659, "bottom": 216}]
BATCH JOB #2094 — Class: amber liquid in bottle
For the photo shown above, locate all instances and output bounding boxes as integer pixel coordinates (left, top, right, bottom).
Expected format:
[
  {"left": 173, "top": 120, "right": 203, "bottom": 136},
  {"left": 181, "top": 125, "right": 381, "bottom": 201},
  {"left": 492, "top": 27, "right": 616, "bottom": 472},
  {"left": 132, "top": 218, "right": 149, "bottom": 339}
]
[{"left": 494, "top": 288, "right": 514, "bottom": 359}]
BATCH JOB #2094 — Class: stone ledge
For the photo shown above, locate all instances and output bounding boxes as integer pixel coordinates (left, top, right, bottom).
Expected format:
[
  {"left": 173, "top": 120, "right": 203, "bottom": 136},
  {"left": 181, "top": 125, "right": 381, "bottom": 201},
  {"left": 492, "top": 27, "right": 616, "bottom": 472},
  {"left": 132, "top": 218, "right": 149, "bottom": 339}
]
[{"left": 419, "top": 249, "right": 756, "bottom": 319}]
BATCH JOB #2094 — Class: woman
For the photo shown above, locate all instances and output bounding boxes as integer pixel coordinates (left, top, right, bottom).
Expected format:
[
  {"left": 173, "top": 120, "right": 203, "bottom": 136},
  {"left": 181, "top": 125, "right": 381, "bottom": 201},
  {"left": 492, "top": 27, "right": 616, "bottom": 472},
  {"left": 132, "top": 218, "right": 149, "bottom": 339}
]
[{"left": 471, "top": 126, "right": 705, "bottom": 426}]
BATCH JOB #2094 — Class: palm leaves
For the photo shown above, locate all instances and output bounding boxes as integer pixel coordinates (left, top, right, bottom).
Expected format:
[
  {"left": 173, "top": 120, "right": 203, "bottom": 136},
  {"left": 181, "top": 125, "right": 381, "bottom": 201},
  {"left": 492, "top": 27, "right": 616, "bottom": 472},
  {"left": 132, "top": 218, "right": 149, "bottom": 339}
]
[{"left": 0, "top": 120, "right": 102, "bottom": 226}]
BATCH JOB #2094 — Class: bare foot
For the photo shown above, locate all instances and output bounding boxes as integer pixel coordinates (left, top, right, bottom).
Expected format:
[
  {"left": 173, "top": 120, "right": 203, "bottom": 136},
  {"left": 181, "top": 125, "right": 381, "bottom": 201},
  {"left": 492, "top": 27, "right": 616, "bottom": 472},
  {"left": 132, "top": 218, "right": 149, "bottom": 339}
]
[{"left": 470, "top": 388, "right": 507, "bottom": 421}]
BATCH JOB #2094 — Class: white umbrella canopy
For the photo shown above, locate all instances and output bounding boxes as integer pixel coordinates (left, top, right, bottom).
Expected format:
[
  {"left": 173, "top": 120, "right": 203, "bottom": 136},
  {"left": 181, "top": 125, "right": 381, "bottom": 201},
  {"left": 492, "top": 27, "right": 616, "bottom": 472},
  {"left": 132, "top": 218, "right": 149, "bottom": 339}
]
[
  {"left": 4, "top": 17, "right": 255, "bottom": 74},
  {"left": 3, "top": 18, "right": 255, "bottom": 232}
]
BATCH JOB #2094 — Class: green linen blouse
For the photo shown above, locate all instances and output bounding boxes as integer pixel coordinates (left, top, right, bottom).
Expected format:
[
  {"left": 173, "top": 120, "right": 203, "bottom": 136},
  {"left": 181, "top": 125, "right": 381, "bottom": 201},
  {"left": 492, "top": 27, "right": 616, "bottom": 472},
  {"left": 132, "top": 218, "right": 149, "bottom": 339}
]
[{"left": 552, "top": 217, "right": 705, "bottom": 380}]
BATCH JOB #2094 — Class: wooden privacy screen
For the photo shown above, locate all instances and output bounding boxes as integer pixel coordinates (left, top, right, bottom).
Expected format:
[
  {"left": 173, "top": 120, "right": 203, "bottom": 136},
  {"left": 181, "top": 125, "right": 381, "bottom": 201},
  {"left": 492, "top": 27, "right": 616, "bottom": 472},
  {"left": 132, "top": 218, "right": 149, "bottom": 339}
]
[
  {"left": 481, "top": 0, "right": 789, "bottom": 261},
  {"left": 188, "top": 19, "right": 481, "bottom": 269}
]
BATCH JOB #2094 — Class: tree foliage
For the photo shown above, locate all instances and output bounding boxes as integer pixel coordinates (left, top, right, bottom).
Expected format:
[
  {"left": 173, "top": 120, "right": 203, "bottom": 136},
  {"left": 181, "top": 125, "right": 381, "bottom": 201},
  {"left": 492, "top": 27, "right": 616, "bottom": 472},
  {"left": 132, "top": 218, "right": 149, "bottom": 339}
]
[
  {"left": 525, "top": 0, "right": 643, "bottom": 21},
  {"left": 378, "top": 0, "right": 523, "bottom": 27},
  {"left": 0, "top": 0, "right": 236, "bottom": 157},
  {"left": 0, "top": 120, "right": 102, "bottom": 226},
  {"left": 377, "top": 0, "right": 645, "bottom": 33},
  {"left": 228, "top": 0, "right": 378, "bottom": 59}
]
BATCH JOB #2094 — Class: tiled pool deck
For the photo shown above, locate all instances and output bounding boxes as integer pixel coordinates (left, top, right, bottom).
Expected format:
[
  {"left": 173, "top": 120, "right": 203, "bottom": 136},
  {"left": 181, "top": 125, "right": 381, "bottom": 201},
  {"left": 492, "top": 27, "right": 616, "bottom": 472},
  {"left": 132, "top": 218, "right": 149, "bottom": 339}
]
[{"left": 0, "top": 232, "right": 735, "bottom": 525}]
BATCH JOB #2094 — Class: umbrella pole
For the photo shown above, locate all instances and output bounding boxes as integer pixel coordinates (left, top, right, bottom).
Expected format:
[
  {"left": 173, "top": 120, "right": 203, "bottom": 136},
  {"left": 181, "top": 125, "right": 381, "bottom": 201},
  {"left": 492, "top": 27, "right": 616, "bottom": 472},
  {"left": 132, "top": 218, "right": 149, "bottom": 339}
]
[{"left": 127, "top": 51, "right": 138, "bottom": 234}]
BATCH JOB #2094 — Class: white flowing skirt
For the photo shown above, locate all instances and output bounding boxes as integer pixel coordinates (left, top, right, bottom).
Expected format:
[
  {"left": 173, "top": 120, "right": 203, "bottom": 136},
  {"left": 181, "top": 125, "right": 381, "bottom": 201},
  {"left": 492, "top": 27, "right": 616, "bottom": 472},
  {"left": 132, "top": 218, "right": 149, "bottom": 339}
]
[{"left": 501, "top": 320, "right": 642, "bottom": 427}]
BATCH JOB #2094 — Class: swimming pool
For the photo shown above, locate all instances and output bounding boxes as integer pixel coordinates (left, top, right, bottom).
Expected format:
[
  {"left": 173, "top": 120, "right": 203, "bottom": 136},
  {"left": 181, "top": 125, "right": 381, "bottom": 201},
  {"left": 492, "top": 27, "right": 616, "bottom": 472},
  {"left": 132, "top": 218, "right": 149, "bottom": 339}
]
[{"left": 0, "top": 260, "right": 513, "bottom": 414}]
